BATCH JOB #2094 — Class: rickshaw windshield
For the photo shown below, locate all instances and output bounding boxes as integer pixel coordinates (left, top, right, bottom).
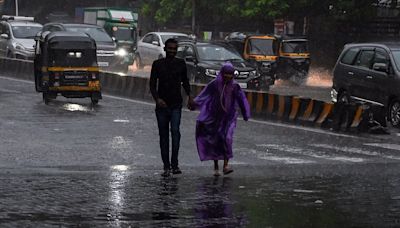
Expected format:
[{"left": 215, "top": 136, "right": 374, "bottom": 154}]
[
  {"left": 282, "top": 41, "right": 308, "bottom": 53},
  {"left": 247, "top": 38, "right": 277, "bottom": 56},
  {"left": 49, "top": 48, "right": 97, "bottom": 67}
]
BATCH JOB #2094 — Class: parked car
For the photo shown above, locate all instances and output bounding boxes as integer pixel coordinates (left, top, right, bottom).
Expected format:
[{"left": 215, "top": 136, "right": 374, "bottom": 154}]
[
  {"left": 0, "top": 15, "right": 43, "bottom": 60},
  {"left": 135, "top": 32, "right": 188, "bottom": 68},
  {"left": 332, "top": 42, "right": 400, "bottom": 128},
  {"left": 42, "top": 23, "right": 129, "bottom": 73},
  {"left": 176, "top": 39, "right": 268, "bottom": 90}
]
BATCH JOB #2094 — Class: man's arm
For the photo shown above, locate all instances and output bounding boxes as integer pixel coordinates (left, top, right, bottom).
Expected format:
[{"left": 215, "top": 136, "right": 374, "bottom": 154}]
[
  {"left": 181, "top": 60, "right": 191, "bottom": 97},
  {"left": 149, "top": 61, "right": 159, "bottom": 101},
  {"left": 180, "top": 60, "right": 195, "bottom": 110}
]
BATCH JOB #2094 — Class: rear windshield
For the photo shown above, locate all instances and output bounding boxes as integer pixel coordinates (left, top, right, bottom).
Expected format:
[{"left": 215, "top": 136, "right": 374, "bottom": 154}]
[
  {"left": 247, "top": 38, "right": 277, "bottom": 56},
  {"left": 282, "top": 41, "right": 308, "bottom": 53},
  {"left": 12, "top": 25, "right": 42, "bottom": 39},
  {"left": 65, "top": 26, "right": 113, "bottom": 43},
  {"left": 49, "top": 49, "right": 97, "bottom": 67}
]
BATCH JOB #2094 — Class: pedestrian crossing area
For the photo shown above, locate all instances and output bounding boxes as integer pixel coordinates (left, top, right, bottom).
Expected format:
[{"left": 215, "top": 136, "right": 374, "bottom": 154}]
[{"left": 235, "top": 142, "right": 400, "bottom": 165}]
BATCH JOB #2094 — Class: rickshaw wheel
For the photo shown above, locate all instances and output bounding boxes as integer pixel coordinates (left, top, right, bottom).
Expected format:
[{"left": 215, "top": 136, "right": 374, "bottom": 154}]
[
  {"left": 42, "top": 92, "right": 50, "bottom": 105},
  {"left": 91, "top": 97, "right": 99, "bottom": 105}
]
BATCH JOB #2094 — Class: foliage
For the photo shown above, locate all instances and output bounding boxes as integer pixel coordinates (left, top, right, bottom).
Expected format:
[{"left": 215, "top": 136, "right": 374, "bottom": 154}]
[{"left": 139, "top": 0, "right": 381, "bottom": 26}]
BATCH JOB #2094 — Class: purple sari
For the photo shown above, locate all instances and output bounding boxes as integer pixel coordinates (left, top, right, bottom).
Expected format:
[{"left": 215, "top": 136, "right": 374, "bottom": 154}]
[{"left": 194, "top": 63, "right": 250, "bottom": 161}]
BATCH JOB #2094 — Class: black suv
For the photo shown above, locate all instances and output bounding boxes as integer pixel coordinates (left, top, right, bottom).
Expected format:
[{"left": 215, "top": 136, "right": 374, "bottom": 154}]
[
  {"left": 332, "top": 42, "right": 400, "bottom": 127},
  {"left": 176, "top": 40, "right": 272, "bottom": 90}
]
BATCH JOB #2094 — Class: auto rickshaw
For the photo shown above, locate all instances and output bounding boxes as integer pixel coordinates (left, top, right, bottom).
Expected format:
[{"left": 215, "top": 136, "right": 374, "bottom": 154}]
[
  {"left": 225, "top": 32, "right": 278, "bottom": 88},
  {"left": 276, "top": 35, "right": 311, "bottom": 85},
  {"left": 34, "top": 31, "right": 102, "bottom": 105}
]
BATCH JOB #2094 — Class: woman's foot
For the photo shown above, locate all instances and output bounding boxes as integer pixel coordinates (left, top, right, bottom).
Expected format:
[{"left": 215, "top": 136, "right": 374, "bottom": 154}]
[
  {"left": 214, "top": 169, "right": 220, "bottom": 177},
  {"left": 223, "top": 167, "right": 233, "bottom": 175}
]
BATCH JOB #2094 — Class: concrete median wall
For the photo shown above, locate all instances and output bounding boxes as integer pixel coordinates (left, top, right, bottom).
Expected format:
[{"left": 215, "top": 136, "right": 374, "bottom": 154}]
[{"left": 0, "top": 57, "right": 370, "bottom": 132}]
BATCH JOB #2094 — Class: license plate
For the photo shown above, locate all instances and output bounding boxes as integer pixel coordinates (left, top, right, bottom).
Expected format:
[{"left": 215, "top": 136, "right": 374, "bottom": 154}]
[
  {"left": 238, "top": 83, "right": 247, "bottom": 89},
  {"left": 65, "top": 75, "right": 84, "bottom": 79},
  {"left": 98, "top": 62, "right": 109, "bottom": 67}
]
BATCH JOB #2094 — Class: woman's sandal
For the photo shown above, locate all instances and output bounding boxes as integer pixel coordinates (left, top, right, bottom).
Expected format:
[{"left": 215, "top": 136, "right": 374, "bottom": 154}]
[
  {"left": 223, "top": 167, "right": 233, "bottom": 175},
  {"left": 214, "top": 170, "right": 221, "bottom": 177}
]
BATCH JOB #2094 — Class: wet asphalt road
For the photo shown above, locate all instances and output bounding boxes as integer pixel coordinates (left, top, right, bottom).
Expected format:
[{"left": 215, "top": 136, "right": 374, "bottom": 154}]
[{"left": 1, "top": 75, "right": 400, "bottom": 227}]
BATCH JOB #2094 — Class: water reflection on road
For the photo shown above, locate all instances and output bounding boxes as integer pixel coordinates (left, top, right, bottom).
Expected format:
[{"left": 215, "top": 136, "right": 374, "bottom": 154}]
[{"left": 1, "top": 165, "right": 400, "bottom": 227}]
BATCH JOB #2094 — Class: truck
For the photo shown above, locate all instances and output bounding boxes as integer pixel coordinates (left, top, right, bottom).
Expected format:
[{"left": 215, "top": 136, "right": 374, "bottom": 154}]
[{"left": 80, "top": 7, "right": 138, "bottom": 72}]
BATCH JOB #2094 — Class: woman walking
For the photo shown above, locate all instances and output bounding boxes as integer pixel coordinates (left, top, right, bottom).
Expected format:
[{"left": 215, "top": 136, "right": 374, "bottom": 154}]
[{"left": 193, "top": 62, "right": 250, "bottom": 176}]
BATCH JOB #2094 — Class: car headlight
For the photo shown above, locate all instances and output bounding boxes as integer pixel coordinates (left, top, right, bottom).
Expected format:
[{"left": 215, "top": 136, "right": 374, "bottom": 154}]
[
  {"left": 205, "top": 69, "right": 219, "bottom": 77},
  {"left": 115, "top": 48, "right": 128, "bottom": 57},
  {"left": 14, "top": 43, "right": 25, "bottom": 51},
  {"left": 249, "top": 70, "right": 257, "bottom": 77}
]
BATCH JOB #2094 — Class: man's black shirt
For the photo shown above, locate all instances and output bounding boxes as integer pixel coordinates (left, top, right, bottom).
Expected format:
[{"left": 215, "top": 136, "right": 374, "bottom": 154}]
[{"left": 150, "top": 57, "right": 191, "bottom": 108}]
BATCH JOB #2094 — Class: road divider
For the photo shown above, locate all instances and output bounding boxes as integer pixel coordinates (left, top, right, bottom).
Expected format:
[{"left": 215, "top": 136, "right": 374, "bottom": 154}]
[{"left": 0, "top": 57, "right": 382, "bottom": 133}]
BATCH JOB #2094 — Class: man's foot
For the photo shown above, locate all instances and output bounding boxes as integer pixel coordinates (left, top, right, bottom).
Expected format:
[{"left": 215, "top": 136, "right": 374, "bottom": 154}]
[
  {"left": 223, "top": 167, "right": 233, "bottom": 175},
  {"left": 172, "top": 167, "right": 182, "bottom": 175},
  {"left": 161, "top": 169, "right": 170, "bottom": 177},
  {"left": 214, "top": 170, "right": 220, "bottom": 177}
]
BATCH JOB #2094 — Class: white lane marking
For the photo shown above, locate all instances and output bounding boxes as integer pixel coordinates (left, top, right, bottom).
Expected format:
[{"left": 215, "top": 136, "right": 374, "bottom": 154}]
[
  {"left": 113, "top": 119, "right": 130, "bottom": 123},
  {"left": 0, "top": 88, "right": 21, "bottom": 93},
  {"left": 0, "top": 76, "right": 32, "bottom": 84},
  {"left": 250, "top": 119, "right": 363, "bottom": 139},
  {"left": 311, "top": 144, "right": 400, "bottom": 160},
  {"left": 293, "top": 189, "right": 320, "bottom": 193},
  {"left": 364, "top": 143, "right": 400, "bottom": 151},
  {"left": 257, "top": 144, "right": 365, "bottom": 163},
  {"left": 235, "top": 148, "right": 314, "bottom": 164},
  {"left": 257, "top": 153, "right": 314, "bottom": 164},
  {"left": 0, "top": 76, "right": 371, "bottom": 140}
]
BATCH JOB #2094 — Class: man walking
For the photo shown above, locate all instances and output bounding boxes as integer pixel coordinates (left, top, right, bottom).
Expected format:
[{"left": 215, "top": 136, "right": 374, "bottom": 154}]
[{"left": 150, "top": 38, "right": 194, "bottom": 177}]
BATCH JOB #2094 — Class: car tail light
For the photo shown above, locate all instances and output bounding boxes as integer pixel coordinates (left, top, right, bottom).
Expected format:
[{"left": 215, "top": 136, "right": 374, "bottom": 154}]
[{"left": 54, "top": 72, "right": 60, "bottom": 80}]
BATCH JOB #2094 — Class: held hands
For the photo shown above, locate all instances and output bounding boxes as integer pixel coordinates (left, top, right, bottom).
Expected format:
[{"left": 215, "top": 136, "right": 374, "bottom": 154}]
[
  {"left": 156, "top": 98, "right": 167, "bottom": 108},
  {"left": 187, "top": 96, "right": 196, "bottom": 111}
]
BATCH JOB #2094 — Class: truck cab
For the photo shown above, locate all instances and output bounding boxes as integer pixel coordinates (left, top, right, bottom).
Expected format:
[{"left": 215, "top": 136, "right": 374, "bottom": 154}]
[{"left": 82, "top": 8, "right": 138, "bottom": 67}]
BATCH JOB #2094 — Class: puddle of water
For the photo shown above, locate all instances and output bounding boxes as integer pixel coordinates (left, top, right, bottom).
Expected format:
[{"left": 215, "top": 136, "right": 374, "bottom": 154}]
[{"left": 62, "top": 103, "right": 91, "bottom": 112}]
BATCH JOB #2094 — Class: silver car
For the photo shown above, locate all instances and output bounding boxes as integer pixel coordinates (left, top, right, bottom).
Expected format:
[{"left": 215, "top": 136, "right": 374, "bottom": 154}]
[
  {"left": 134, "top": 32, "right": 188, "bottom": 68},
  {"left": 0, "top": 16, "right": 43, "bottom": 60}
]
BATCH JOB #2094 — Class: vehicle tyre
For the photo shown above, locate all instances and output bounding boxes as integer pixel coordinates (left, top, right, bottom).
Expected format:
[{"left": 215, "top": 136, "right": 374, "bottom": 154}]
[
  {"left": 91, "top": 97, "right": 99, "bottom": 105},
  {"left": 334, "top": 91, "right": 352, "bottom": 131},
  {"left": 338, "top": 91, "right": 351, "bottom": 104},
  {"left": 121, "top": 64, "right": 129, "bottom": 74},
  {"left": 134, "top": 55, "right": 143, "bottom": 69},
  {"left": 290, "top": 72, "right": 308, "bottom": 86},
  {"left": 388, "top": 99, "right": 400, "bottom": 128},
  {"left": 7, "top": 52, "right": 13, "bottom": 59},
  {"left": 189, "top": 72, "right": 196, "bottom": 84},
  {"left": 42, "top": 92, "right": 50, "bottom": 105}
]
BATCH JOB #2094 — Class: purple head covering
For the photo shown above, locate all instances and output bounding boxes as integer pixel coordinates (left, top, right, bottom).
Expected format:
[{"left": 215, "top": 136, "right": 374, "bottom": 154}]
[{"left": 216, "top": 62, "right": 236, "bottom": 113}]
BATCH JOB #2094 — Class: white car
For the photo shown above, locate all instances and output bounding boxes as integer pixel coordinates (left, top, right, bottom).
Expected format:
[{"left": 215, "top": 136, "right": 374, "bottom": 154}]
[
  {"left": 134, "top": 32, "right": 188, "bottom": 68},
  {"left": 0, "top": 15, "right": 43, "bottom": 60}
]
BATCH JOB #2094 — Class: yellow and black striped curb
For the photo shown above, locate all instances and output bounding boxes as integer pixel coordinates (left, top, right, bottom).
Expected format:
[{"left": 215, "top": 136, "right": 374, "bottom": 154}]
[{"left": 0, "top": 57, "right": 367, "bottom": 131}]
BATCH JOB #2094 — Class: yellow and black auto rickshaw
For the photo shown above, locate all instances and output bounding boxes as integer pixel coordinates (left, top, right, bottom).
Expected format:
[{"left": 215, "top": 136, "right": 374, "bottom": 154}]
[
  {"left": 276, "top": 36, "right": 310, "bottom": 85},
  {"left": 225, "top": 32, "right": 278, "bottom": 88},
  {"left": 34, "top": 31, "right": 102, "bottom": 105}
]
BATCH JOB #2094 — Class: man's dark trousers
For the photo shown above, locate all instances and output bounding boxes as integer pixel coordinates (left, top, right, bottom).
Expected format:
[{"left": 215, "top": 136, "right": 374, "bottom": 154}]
[{"left": 156, "top": 106, "right": 182, "bottom": 170}]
